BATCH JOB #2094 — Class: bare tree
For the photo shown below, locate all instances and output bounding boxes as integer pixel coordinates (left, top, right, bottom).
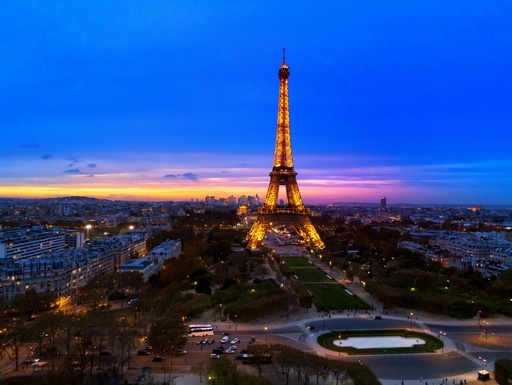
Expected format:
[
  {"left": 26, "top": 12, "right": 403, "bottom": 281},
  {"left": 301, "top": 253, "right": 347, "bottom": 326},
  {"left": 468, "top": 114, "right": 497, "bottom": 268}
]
[{"left": 0, "top": 320, "right": 31, "bottom": 371}]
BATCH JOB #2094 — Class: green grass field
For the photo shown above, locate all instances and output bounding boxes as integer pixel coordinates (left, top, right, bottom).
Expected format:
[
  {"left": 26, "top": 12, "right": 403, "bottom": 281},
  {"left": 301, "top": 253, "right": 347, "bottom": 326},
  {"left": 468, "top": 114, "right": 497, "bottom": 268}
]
[
  {"left": 281, "top": 257, "right": 314, "bottom": 268},
  {"left": 281, "top": 257, "right": 370, "bottom": 311},
  {"left": 308, "top": 283, "right": 370, "bottom": 310},
  {"left": 292, "top": 267, "right": 332, "bottom": 282}
]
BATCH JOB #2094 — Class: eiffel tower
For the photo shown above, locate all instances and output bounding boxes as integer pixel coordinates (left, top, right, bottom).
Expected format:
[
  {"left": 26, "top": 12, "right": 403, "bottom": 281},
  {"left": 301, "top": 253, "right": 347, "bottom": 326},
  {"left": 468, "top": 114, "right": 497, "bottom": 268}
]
[{"left": 245, "top": 51, "right": 325, "bottom": 250}]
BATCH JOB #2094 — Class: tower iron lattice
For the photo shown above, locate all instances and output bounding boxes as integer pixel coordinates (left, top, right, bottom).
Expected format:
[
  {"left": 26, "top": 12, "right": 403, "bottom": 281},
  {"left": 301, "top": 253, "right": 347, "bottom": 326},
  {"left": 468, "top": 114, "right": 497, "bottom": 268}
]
[{"left": 245, "top": 51, "right": 325, "bottom": 250}]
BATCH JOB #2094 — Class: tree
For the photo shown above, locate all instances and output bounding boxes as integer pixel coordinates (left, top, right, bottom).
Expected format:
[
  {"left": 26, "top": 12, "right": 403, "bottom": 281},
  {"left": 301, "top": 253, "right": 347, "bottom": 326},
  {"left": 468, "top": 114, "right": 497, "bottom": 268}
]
[
  {"left": 191, "top": 361, "right": 208, "bottom": 383},
  {"left": 81, "top": 287, "right": 106, "bottom": 311},
  {"left": 495, "top": 358, "right": 512, "bottom": 385},
  {"left": 117, "top": 271, "right": 144, "bottom": 297},
  {"left": 196, "top": 277, "right": 212, "bottom": 295},
  {"left": 0, "top": 320, "right": 31, "bottom": 371},
  {"left": 209, "top": 355, "right": 239, "bottom": 385},
  {"left": 11, "top": 289, "right": 58, "bottom": 313},
  {"left": 147, "top": 316, "right": 186, "bottom": 367},
  {"left": 58, "top": 311, "right": 83, "bottom": 356},
  {"left": 115, "top": 319, "right": 142, "bottom": 379},
  {"left": 30, "top": 312, "right": 66, "bottom": 369}
]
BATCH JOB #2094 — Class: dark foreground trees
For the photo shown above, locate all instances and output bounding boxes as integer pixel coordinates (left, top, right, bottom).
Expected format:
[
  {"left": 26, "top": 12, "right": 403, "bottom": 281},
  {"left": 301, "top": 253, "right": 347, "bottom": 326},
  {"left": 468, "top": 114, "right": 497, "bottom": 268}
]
[
  {"left": 190, "top": 343, "right": 380, "bottom": 385},
  {"left": 495, "top": 358, "right": 512, "bottom": 385}
]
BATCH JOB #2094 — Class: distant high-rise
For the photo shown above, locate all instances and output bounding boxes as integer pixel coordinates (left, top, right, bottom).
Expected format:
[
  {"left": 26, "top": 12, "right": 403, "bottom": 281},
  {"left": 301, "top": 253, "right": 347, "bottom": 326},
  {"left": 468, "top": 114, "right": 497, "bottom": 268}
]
[{"left": 380, "top": 196, "right": 387, "bottom": 209}]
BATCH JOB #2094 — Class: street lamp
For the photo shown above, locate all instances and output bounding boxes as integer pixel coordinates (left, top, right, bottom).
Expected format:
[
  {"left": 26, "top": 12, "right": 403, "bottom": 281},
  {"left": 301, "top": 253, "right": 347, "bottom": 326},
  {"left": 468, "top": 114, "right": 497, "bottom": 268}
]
[
  {"left": 85, "top": 224, "right": 92, "bottom": 240},
  {"left": 235, "top": 314, "right": 238, "bottom": 330},
  {"left": 409, "top": 312, "right": 413, "bottom": 330},
  {"left": 479, "top": 356, "right": 486, "bottom": 371},
  {"left": 338, "top": 334, "right": 341, "bottom": 357},
  {"left": 264, "top": 326, "right": 268, "bottom": 343},
  {"left": 440, "top": 331, "right": 446, "bottom": 352}
]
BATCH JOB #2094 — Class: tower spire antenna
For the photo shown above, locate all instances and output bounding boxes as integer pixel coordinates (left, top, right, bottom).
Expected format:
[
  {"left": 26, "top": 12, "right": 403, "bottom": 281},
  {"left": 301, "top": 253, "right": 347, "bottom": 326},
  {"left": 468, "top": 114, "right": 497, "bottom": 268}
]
[{"left": 282, "top": 48, "right": 286, "bottom": 64}]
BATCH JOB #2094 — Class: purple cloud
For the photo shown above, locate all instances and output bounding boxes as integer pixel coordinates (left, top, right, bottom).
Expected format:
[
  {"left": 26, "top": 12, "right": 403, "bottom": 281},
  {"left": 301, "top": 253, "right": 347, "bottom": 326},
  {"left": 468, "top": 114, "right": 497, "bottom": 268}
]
[
  {"left": 164, "top": 173, "right": 198, "bottom": 181},
  {"left": 182, "top": 172, "right": 198, "bottom": 181},
  {"left": 64, "top": 168, "right": 81, "bottom": 174}
]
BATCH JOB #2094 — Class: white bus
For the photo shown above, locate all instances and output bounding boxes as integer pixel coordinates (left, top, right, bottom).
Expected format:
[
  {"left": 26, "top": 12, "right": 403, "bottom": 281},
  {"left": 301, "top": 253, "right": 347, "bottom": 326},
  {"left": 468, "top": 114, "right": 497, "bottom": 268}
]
[{"left": 188, "top": 324, "right": 214, "bottom": 337}]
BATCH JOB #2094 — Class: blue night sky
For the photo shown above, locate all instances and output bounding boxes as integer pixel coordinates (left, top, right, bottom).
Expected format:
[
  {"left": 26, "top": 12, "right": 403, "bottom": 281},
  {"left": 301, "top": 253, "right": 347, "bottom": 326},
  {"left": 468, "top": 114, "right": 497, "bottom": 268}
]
[{"left": 1, "top": 1, "right": 511, "bottom": 205}]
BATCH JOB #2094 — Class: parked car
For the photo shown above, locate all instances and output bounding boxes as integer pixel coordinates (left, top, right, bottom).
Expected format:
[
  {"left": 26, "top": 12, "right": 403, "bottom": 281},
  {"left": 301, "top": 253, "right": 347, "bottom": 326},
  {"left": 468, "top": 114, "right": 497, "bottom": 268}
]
[
  {"left": 249, "top": 337, "right": 256, "bottom": 344},
  {"left": 137, "top": 349, "right": 151, "bottom": 356},
  {"left": 175, "top": 348, "right": 187, "bottom": 355},
  {"left": 100, "top": 350, "right": 112, "bottom": 356},
  {"left": 207, "top": 339, "right": 215, "bottom": 345},
  {"left": 230, "top": 338, "right": 240, "bottom": 344},
  {"left": 152, "top": 356, "right": 164, "bottom": 362},
  {"left": 374, "top": 315, "right": 382, "bottom": 320},
  {"left": 210, "top": 353, "right": 220, "bottom": 359},
  {"left": 221, "top": 336, "right": 229, "bottom": 343},
  {"left": 222, "top": 332, "right": 230, "bottom": 336}
]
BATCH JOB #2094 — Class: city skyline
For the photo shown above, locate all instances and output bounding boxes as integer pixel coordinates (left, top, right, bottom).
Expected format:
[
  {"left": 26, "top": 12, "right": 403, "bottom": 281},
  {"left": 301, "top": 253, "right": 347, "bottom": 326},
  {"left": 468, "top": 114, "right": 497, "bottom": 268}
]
[{"left": 1, "top": 2, "right": 511, "bottom": 205}]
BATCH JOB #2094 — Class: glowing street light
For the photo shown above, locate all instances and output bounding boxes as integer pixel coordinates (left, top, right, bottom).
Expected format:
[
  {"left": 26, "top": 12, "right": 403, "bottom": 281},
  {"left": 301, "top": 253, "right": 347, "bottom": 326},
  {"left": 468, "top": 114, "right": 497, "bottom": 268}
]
[
  {"left": 409, "top": 312, "right": 413, "bottom": 330},
  {"left": 85, "top": 224, "right": 92, "bottom": 240},
  {"left": 479, "top": 356, "right": 486, "bottom": 371},
  {"left": 338, "top": 334, "right": 341, "bottom": 357},
  {"left": 440, "top": 331, "right": 446, "bottom": 352},
  {"left": 264, "top": 326, "right": 268, "bottom": 343}
]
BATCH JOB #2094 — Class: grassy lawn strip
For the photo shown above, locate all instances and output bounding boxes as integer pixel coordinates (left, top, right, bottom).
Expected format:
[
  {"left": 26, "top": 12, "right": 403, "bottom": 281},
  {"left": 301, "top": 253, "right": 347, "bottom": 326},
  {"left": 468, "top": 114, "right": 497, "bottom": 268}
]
[
  {"left": 307, "top": 283, "right": 370, "bottom": 310},
  {"left": 281, "top": 256, "right": 371, "bottom": 311},
  {"left": 88, "top": 306, "right": 135, "bottom": 325},
  {"left": 281, "top": 256, "right": 314, "bottom": 268},
  {"left": 292, "top": 267, "right": 332, "bottom": 282},
  {"left": 317, "top": 329, "right": 443, "bottom": 355}
]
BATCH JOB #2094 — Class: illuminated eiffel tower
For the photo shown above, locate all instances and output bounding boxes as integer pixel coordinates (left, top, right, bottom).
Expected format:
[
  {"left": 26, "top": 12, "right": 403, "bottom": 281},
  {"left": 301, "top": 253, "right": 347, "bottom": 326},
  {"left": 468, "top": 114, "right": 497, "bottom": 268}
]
[{"left": 246, "top": 51, "right": 325, "bottom": 250}]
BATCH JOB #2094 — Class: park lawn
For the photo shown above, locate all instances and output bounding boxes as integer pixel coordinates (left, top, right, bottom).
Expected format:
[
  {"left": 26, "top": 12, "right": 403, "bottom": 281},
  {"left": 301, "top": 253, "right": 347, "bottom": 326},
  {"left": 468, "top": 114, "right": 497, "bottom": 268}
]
[
  {"left": 281, "top": 256, "right": 314, "bottom": 268},
  {"left": 292, "top": 267, "right": 332, "bottom": 282},
  {"left": 307, "top": 283, "right": 370, "bottom": 310},
  {"left": 88, "top": 306, "right": 135, "bottom": 325}
]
